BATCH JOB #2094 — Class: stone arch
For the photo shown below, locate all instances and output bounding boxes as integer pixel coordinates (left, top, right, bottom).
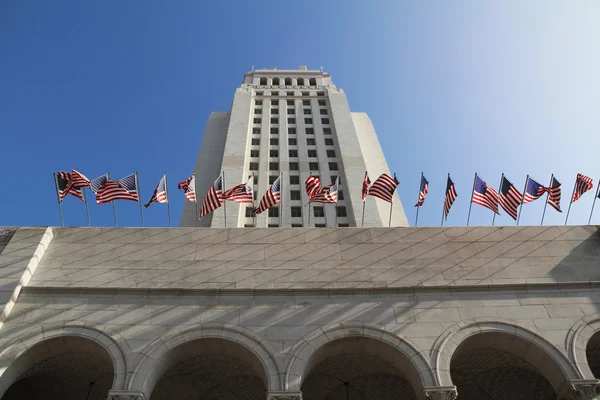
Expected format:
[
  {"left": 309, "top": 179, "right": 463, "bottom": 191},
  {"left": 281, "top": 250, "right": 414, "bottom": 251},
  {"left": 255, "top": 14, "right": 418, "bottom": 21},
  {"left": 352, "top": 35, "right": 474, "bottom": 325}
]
[
  {"left": 129, "top": 324, "right": 281, "bottom": 398},
  {"left": 434, "top": 319, "right": 580, "bottom": 396},
  {"left": 568, "top": 313, "right": 600, "bottom": 379},
  {"left": 0, "top": 322, "right": 128, "bottom": 398},
  {"left": 284, "top": 322, "right": 435, "bottom": 395}
]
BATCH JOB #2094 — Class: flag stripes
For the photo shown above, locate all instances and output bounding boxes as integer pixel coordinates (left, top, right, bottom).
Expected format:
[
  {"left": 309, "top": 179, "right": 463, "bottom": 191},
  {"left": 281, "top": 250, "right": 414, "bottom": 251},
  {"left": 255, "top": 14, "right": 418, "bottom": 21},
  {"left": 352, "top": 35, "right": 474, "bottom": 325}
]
[
  {"left": 523, "top": 177, "right": 546, "bottom": 204},
  {"left": 572, "top": 173, "right": 594, "bottom": 203},
  {"left": 222, "top": 178, "right": 254, "bottom": 203},
  {"left": 547, "top": 176, "right": 562, "bottom": 212},
  {"left": 368, "top": 174, "right": 399, "bottom": 203},
  {"left": 96, "top": 174, "right": 139, "bottom": 204},
  {"left": 144, "top": 174, "right": 168, "bottom": 208},
  {"left": 178, "top": 173, "right": 196, "bottom": 202},
  {"left": 305, "top": 176, "right": 321, "bottom": 200},
  {"left": 56, "top": 172, "right": 84, "bottom": 202},
  {"left": 472, "top": 176, "right": 499, "bottom": 214},
  {"left": 71, "top": 170, "right": 91, "bottom": 188},
  {"left": 310, "top": 176, "right": 339, "bottom": 204},
  {"left": 200, "top": 175, "right": 223, "bottom": 217},
  {"left": 362, "top": 172, "right": 371, "bottom": 202},
  {"left": 444, "top": 176, "right": 457, "bottom": 220},
  {"left": 254, "top": 176, "right": 281, "bottom": 214},
  {"left": 499, "top": 176, "right": 522, "bottom": 220},
  {"left": 415, "top": 175, "right": 429, "bottom": 207}
]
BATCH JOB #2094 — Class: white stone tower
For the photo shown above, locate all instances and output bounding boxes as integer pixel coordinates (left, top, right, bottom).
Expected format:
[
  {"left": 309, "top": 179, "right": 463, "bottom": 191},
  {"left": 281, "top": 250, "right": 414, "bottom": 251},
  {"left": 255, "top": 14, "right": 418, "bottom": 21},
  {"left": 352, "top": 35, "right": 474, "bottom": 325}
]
[{"left": 180, "top": 66, "right": 408, "bottom": 227}]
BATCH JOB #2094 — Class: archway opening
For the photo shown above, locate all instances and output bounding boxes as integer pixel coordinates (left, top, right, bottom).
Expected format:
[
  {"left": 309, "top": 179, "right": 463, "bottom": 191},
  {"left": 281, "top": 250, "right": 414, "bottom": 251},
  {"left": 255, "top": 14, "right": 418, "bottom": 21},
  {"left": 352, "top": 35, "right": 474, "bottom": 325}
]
[
  {"left": 300, "top": 337, "right": 419, "bottom": 400},
  {"left": 1, "top": 336, "right": 114, "bottom": 400},
  {"left": 586, "top": 331, "right": 600, "bottom": 378},
  {"left": 450, "top": 332, "right": 559, "bottom": 400},
  {"left": 148, "top": 338, "right": 267, "bottom": 400}
]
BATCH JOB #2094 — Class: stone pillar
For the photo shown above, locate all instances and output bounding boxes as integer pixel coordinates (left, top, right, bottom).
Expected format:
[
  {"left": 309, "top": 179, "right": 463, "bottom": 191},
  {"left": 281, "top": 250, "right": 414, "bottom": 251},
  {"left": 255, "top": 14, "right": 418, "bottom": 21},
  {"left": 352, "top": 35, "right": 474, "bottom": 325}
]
[
  {"left": 267, "top": 392, "right": 302, "bottom": 400},
  {"left": 423, "top": 386, "right": 458, "bottom": 400},
  {"left": 560, "top": 380, "right": 600, "bottom": 400},
  {"left": 107, "top": 390, "right": 146, "bottom": 400}
]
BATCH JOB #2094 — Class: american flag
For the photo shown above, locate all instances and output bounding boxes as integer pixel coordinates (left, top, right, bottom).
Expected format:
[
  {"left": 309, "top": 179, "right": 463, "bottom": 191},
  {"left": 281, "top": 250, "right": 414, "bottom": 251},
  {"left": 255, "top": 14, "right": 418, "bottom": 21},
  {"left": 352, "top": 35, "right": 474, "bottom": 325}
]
[
  {"left": 310, "top": 176, "right": 339, "bottom": 204},
  {"left": 305, "top": 175, "right": 321, "bottom": 199},
  {"left": 414, "top": 175, "right": 429, "bottom": 207},
  {"left": 254, "top": 175, "right": 281, "bottom": 214},
  {"left": 96, "top": 173, "right": 139, "bottom": 204},
  {"left": 178, "top": 173, "right": 196, "bottom": 202},
  {"left": 56, "top": 172, "right": 83, "bottom": 202},
  {"left": 523, "top": 177, "right": 546, "bottom": 203},
  {"left": 362, "top": 171, "right": 371, "bottom": 202},
  {"left": 547, "top": 176, "right": 562, "bottom": 212},
  {"left": 71, "top": 169, "right": 90, "bottom": 188},
  {"left": 90, "top": 174, "right": 109, "bottom": 198},
  {"left": 572, "top": 173, "right": 594, "bottom": 203},
  {"left": 200, "top": 174, "right": 223, "bottom": 217},
  {"left": 368, "top": 173, "right": 399, "bottom": 203},
  {"left": 443, "top": 175, "right": 457, "bottom": 220},
  {"left": 472, "top": 175, "right": 499, "bottom": 214},
  {"left": 144, "top": 174, "right": 168, "bottom": 208},
  {"left": 222, "top": 178, "right": 254, "bottom": 203},
  {"left": 499, "top": 176, "right": 522, "bottom": 220}
]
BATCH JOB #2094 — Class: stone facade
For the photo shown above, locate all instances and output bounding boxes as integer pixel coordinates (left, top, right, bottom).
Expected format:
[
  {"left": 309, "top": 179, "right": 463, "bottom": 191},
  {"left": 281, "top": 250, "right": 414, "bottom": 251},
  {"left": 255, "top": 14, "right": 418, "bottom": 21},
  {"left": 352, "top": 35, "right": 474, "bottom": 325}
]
[
  {"left": 0, "top": 225, "right": 599, "bottom": 399},
  {"left": 180, "top": 67, "right": 409, "bottom": 228}
]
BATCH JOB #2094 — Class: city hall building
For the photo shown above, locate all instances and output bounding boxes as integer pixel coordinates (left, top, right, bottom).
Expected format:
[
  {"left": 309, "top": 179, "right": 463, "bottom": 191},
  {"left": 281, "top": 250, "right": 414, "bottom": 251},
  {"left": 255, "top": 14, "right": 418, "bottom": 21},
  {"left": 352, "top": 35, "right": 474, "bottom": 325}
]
[{"left": 0, "top": 69, "right": 599, "bottom": 400}]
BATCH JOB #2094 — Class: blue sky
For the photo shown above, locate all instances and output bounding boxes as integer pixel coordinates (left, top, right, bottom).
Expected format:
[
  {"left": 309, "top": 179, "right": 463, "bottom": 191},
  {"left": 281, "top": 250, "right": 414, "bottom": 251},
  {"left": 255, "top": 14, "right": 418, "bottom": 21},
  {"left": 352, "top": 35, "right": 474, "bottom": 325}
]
[{"left": 1, "top": 1, "right": 599, "bottom": 228}]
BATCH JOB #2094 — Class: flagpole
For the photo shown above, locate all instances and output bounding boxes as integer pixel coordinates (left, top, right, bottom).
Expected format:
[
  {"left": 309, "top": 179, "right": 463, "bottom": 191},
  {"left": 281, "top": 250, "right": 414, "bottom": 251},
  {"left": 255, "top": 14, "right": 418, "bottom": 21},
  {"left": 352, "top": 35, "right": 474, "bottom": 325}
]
[
  {"left": 253, "top": 173, "right": 256, "bottom": 228},
  {"left": 492, "top": 173, "right": 503, "bottom": 227},
  {"left": 565, "top": 178, "right": 577, "bottom": 225},
  {"left": 194, "top": 172, "right": 199, "bottom": 227},
  {"left": 108, "top": 172, "right": 118, "bottom": 227},
  {"left": 541, "top": 174, "right": 553, "bottom": 226},
  {"left": 222, "top": 170, "right": 227, "bottom": 228},
  {"left": 466, "top": 172, "right": 477, "bottom": 226},
  {"left": 335, "top": 175, "right": 340, "bottom": 228},
  {"left": 136, "top": 172, "right": 145, "bottom": 227},
  {"left": 280, "top": 172, "right": 283, "bottom": 228},
  {"left": 165, "top": 173, "right": 172, "bottom": 227},
  {"left": 361, "top": 201, "right": 366, "bottom": 227},
  {"left": 588, "top": 182, "right": 599, "bottom": 225},
  {"left": 308, "top": 202, "right": 311, "bottom": 227},
  {"left": 53, "top": 173, "right": 65, "bottom": 227},
  {"left": 516, "top": 175, "right": 529, "bottom": 226},
  {"left": 441, "top": 173, "right": 449, "bottom": 227},
  {"left": 82, "top": 187, "right": 91, "bottom": 227},
  {"left": 388, "top": 199, "right": 394, "bottom": 227},
  {"left": 415, "top": 172, "right": 422, "bottom": 227}
]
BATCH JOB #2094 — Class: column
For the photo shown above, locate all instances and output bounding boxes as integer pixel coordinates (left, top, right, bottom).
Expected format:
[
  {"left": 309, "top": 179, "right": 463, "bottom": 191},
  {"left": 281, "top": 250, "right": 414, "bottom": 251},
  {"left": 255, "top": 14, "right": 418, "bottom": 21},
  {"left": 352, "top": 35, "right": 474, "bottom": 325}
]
[
  {"left": 423, "top": 386, "right": 458, "bottom": 400},
  {"left": 267, "top": 392, "right": 302, "bottom": 400},
  {"left": 107, "top": 390, "right": 146, "bottom": 400},
  {"left": 560, "top": 380, "right": 600, "bottom": 400}
]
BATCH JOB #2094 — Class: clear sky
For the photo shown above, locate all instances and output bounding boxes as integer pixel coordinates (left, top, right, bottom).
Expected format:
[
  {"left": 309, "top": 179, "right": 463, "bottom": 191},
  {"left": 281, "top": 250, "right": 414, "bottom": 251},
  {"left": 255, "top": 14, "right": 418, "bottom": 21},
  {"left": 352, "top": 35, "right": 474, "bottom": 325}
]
[{"left": 1, "top": 1, "right": 599, "bottom": 228}]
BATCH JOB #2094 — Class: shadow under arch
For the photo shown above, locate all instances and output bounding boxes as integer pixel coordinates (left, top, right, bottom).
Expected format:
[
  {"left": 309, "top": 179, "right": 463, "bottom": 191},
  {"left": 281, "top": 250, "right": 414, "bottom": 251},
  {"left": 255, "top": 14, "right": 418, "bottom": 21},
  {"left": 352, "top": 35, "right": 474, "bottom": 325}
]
[
  {"left": 129, "top": 324, "right": 281, "bottom": 398},
  {"left": 434, "top": 319, "right": 581, "bottom": 396},
  {"left": 284, "top": 322, "right": 436, "bottom": 395},
  {"left": 0, "top": 323, "right": 128, "bottom": 398},
  {"left": 568, "top": 313, "right": 600, "bottom": 380}
]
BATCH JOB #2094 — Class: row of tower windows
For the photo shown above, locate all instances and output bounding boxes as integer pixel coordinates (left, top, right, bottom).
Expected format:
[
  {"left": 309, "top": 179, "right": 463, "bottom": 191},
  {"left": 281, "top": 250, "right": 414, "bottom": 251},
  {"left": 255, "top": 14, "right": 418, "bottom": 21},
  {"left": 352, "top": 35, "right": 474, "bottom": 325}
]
[
  {"left": 250, "top": 137, "right": 334, "bottom": 146},
  {"left": 255, "top": 108, "right": 328, "bottom": 116},
  {"left": 245, "top": 205, "right": 347, "bottom": 218},
  {"left": 246, "top": 174, "right": 339, "bottom": 187},
  {"left": 249, "top": 162, "right": 338, "bottom": 171},
  {"left": 252, "top": 118, "right": 330, "bottom": 125},
  {"left": 255, "top": 91, "right": 325, "bottom": 97},
  {"left": 259, "top": 77, "right": 317, "bottom": 86},
  {"left": 249, "top": 149, "right": 336, "bottom": 158},
  {"left": 255, "top": 99, "right": 327, "bottom": 107}
]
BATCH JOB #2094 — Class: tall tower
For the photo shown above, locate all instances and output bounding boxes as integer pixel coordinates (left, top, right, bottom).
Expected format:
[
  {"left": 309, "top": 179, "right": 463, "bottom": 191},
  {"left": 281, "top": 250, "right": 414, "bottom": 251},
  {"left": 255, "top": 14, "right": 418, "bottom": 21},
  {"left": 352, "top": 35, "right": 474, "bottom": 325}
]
[{"left": 180, "top": 67, "right": 408, "bottom": 227}]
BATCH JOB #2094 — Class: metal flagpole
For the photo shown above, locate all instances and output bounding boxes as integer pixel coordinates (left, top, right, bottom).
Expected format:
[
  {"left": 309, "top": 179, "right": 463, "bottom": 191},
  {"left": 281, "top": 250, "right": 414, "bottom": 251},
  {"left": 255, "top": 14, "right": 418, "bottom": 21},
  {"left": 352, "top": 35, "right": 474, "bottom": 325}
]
[
  {"left": 516, "top": 175, "right": 529, "bottom": 226},
  {"left": 136, "top": 172, "right": 144, "bottom": 227},
  {"left": 565, "top": 178, "right": 577, "bottom": 225},
  {"left": 308, "top": 202, "right": 311, "bottom": 227},
  {"left": 253, "top": 173, "right": 256, "bottom": 227},
  {"left": 541, "top": 174, "right": 553, "bottom": 226},
  {"left": 165, "top": 173, "right": 172, "bottom": 227},
  {"left": 588, "top": 182, "right": 599, "bottom": 225},
  {"left": 492, "top": 173, "right": 503, "bottom": 227},
  {"left": 108, "top": 173, "right": 118, "bottom": 227},
  {"left": 415, "top": 172, "right": 422, "bottom": 227},
  {"left": 53, "top": 173, "right": 65, "bottom": 227},
  {"left": 280, "top": 172, "right": 283, "bottom": 228},
  {"left": 222, "top": 170, "right": 227, "bottom": 228},
  {"left": 466, "top": 172, "right": 477, "bottom": 226},
  {"left": 388, "top": 199, "right": 394, "bottom": 227},
  {"left": 335, "top": 175, "right": 340, "bottom": 228},
  {"left": 361, "top": 201, "right": 366, "bottom": 227},
  {"left": 194, "top": 172, "right": 199, "bottom": 227},
  {"left": 82, "top": 187, "right": 91, "bottom": 227}
]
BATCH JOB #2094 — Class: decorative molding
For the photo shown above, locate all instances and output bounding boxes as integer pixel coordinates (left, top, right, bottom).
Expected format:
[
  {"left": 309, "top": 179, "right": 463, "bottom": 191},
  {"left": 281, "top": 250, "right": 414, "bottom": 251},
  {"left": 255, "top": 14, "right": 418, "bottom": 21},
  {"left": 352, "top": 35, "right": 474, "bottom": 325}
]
[
  {"left": 107, "top": 390, "right": 146, "bottom": 400},
  {"left": 254, "top": 85, "right": 325, "bottom": 90},
  {"left": 424, "top": 386, "right": 458, "bottom": 400},
  {"left": 267, "top": 392, "right": 302, "bottom": 400},
  {"left": 561, "top": 380, "right": 600, "bottom": 400}
]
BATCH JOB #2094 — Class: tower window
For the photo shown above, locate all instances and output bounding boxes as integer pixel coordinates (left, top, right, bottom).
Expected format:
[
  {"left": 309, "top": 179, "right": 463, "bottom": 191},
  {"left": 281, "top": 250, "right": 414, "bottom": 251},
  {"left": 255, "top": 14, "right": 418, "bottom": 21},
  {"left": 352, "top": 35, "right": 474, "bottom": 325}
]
[
  {"left": 245, "top": 207, "right": 253, "bottom": 217},
  {"left": 318, "top": 100, "right": 326, "bottom": 106},
  {"left": 271, "top": 91, "right": 278, "bottom": 96},
  {"left": 270, "top": 118, "right": 278, "bottom": 125},
  {"left": 256, "top": 91, "right": 263, "bottom": 96},
  {"left": 252, "top": 128, "right": 261, "bottom": 134},
  {"left": 329, "top": 162, "right": 338, "bottom": 171},
  {"left": 255, "top": 109, "right": 262, "bottom": 115},
  {"left": 309, "top": 162, "right": 319, "bottom": 171},
  {"left": 250, "top": 150, "right": 259, "bottom": 157},
  {"left": 323, "top": 128, "right": 332, "bottom": 135},
  {"left": 287, "top": 100, "right": 294, "bottom": 106},
  {"left": 289, "top": 162, "right": 299, "bottom": 171},
  {"left": 298, "top": 78, "right": 305, "bottom": 85},
  {"left": 307, "top": 138, "right": 316, "bottom": 146},
  {"left": 290, "top": 191, "right": 301, "bottom": 200},
  {"left": 303, "top": 100, "right": 310, "bottom": 106},
  {"left": 260, "top": 78, "right": 267, "bottom": 85},
  {"left": 268, "top": 208, "right": 279, "bottom": 218},
  {"left": 326, "top": 150, "right": 336, "bottom": 158},
  {"left": 287, "top": 109, "right": 295, "bottom": 114},
  {"left": 270, "top": 127, "right": 278, "bottom": 134},
  {"left": 313, "top": 207, "right": 325, "bottom": 217},
  {"left": 270, "top": 149, "right": 279, "bottom": 157},
  {"left": 309, "top": 78, "right": 317, "bottom": 86},
  {"left": 289, "top": 149, "right": 298, "bottom": 157},
  {"left": 285, "top": 77, "right": 292, "bottom": 85},
  {"left": 336, "top": 207, "right": 347, "bottom": 217},
  {"left": 271, "top": 108, "right": 279, "bottom": 114},
  {"left": 269, "top": 162, "right": 279, "bottom": 171},
  {"left": 288, "top": 118, "right": 296, "bottom": 124},
  {"left": 306, "top": 128, "right": 314, "bottom": 135},
  {"left": 251, "top": 138, "right": 260, "bottom": 145},
  {"left": 292, "top": 223, "right": 303, "bottom": 228},
  {"left": 338, "top": 191, "right": 344, "bottom": 200},
  {"left": 271, "top": 100, "right": 279, "bottom": 106},
  {"left": 308, "top": 150, "right": 317, "bottom": 158},
  {"left": 253, "top": 118, "right": 261, "bottom": 124},
  {"left": 302, "top": 91, "right": 310, "bottom": 96},
  {"left": 291, "top": 206, "right": 302, "bottom": 217},
  {"left": 249, "top": 162, "right": 258, "bottom": 171},
  {"left": 288, "top": 138, "right": 297, "bottom": 146},
  {"left": 304, "top": 118, "right": 313, "bottom": 125},
  {"left": 269, "top": 175, "right": 278, "bottom": 184},
  {"left": 322, "top": 118, "right": 330, "bottom": 125},
  {"left": 290, "top": 175, "right": 300, "bottom": 185},
  {"left": 270, "top": 138, "right": 279, "bottom": 145},
  {"left": 325, "top": 138, "right": 334, "bottom": 145},
  {"left": 287, "top": 91, "right": 294, "bottom": 96},
  {"left": 255, "top": 100, "right": 263, "bottom": 105},
  {"left": 320, "top": 109, "right": 328, "bottom": 115},
  {"left": 317, "top": 91, "right": 325, "bottom": 96},
  {"left": 304, "top": 109, "right": 312, "bottom": 115},
  {"left": 288, "top": 128, "right": 296, "bottom": 135},
  {"left": 273, "top": 78, "right": 280, "bottom": 86}
]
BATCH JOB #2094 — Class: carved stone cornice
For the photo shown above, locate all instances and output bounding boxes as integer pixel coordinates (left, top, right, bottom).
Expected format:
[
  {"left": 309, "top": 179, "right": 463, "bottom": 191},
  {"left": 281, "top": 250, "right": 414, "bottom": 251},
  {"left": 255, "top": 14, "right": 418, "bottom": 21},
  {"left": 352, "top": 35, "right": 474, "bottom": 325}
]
[
  {"left": 424, "top": 386, "right": 458, "bottom": 400},
  {"left": 267, "top": 391, "right": 302, "bottom": 400},
  {"left": 107, "top": 390, "right": 146, "bottom": 400},
  {"left": 560, "top": 380, "right": 600, "bottom": 400}
]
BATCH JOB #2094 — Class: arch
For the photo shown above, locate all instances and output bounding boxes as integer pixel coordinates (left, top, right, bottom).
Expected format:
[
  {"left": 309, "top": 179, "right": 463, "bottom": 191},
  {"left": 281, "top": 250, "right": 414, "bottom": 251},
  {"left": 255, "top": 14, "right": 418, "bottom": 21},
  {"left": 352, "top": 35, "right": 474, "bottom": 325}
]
[
  {"left": 0, "top": 322, "right": 128, "bottom": 397},
  {"left": 568, "top": 313, "right": 600, "bottom": 379},
  {"left": 129, "top": 324, "right": 281, "bottom": 397},
  {"left": 297, "top": 77, "right": 305, "bottom": 86},
  {"left": 273, "top": 77, "right": 280, "bottom": 86},
  {"left": 284, "top": 322, "right": 435, "bottom": 393},
  {"left": 285, "top": 77, "right": 292, "bottom": 86},
  {"left": 260, "top": 77, "right": 267, "bottom": 85},
  {"left": 434, "top": 319, "right": 581, "bottom": 394},
  {"left": 309, "top": 78, "right": 316, "bottom": 86}
]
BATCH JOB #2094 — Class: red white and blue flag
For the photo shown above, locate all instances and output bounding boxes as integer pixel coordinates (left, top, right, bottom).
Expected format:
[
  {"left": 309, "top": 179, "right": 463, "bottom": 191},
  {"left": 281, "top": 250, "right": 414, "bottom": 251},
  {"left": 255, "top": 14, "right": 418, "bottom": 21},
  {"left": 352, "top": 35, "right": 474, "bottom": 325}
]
[
  {"left": 178, "top": 173, "right": 196, "bottom": 203},
  {"left": 71, "top": 169, "right": 91, "bottom": 189},
  {"left": 523, "top": 177, "right": 546, "bottom": 204},
  {"left": 547, "top": 176, "right": 562, "bottom": 212},
  {"left": 144, "top": 174, "right": 168, "bottom": 208},
  {"left": 222, "top": 178, "right": 254, "bottom": 204},
  {"left": 96, "top": 173, "right": 139, "bottom": 204},
  {"left": 200, "top": 174, "right": 223, "bottom": 218},
  {"left": 443, "top": 175, "right": 457, "bottom": 220},
  {"left": 305, "top": 175, "right": 321, "bottom": 200},
  {"left": 472, "top": 175, "right": 499, "bottom": 214},
  {"left": 414, "top": 175, "right": 429, "bottom": 207},
  {"left": 56, "top": 172, "right": 84, "bottom": 202},
  {"left": 310, "top": 176, "right": 339, "bottom": 204},
  {"left": 362, "top": 171, "right": 371, "bottom": 202},
  {"left": 368, "top": 173, "right": 399, "bottom": 203},
  {"left": 572, "top": 173, "right": 594, "bottom": 203},
  {"left": 254, "top": 176, "right": 281, "bottom": 214},
  {"left": 499, "top": 176, "right": 522, "bottom": 220}
]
